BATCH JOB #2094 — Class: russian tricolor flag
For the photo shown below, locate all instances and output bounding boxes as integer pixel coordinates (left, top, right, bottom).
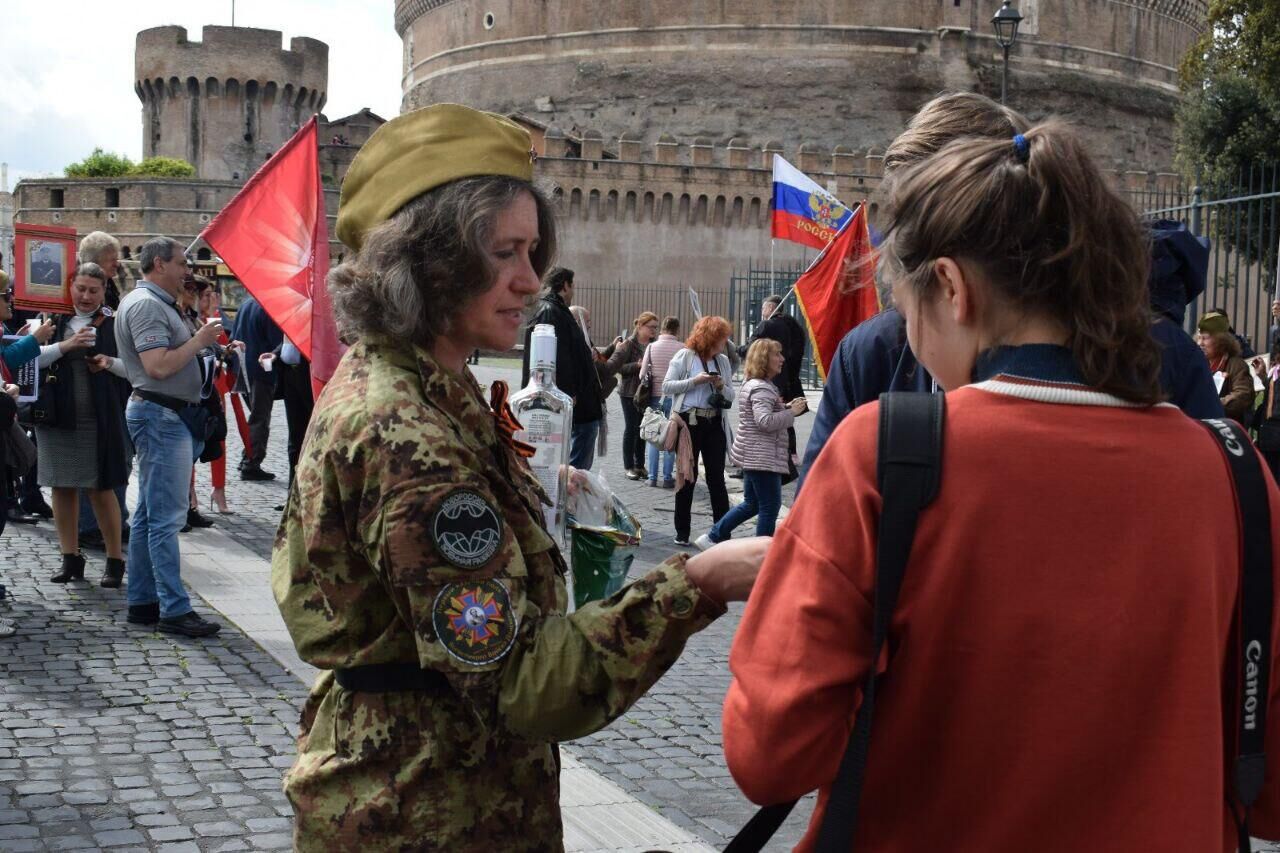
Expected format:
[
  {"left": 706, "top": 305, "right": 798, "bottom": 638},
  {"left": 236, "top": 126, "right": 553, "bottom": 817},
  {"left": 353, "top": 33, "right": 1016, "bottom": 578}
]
[{"left": 771, "top": 154, "right": 854, "bottom": 251}]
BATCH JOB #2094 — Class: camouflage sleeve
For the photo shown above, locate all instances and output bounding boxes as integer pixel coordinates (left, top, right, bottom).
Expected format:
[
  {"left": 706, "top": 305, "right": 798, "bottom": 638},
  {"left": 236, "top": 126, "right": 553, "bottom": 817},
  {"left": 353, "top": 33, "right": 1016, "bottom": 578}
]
[
  {"left": 367, "top": 483, "right": 725, "bottom": 742},
  {"left": 498, "top": 556, "right": 724, "bottom": 741}
]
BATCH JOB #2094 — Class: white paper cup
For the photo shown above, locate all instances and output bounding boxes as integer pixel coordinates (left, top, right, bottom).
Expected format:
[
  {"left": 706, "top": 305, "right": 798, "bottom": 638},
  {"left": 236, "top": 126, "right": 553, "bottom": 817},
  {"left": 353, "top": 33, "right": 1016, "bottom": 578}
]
[
  {"left": 261, "top": 354, "right": 274, "bottom": 372},
  {"left": 85, "top": 326, "right": 97, "bottom": 343}
]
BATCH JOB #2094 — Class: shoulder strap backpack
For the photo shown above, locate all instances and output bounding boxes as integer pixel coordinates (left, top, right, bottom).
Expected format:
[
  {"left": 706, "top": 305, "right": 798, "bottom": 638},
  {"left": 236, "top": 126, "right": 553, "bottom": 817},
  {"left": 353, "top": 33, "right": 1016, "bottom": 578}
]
[
  {"left": 727, "top": 405, "right": 1274, "bottom": 853},
  {"left": 727, "top": 391, "right": 945, "bottom": 852}
]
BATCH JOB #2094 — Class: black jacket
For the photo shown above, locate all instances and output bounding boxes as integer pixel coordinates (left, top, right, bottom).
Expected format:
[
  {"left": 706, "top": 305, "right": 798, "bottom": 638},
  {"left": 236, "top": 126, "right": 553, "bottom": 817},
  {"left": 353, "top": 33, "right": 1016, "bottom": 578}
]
[
  {"left": 742, "top": 312, "right": 807, "bottom": 401},
  {"left": 42, "top": 313, "right": 132, "bottom": 489},
  {"left": 521, "top": 292, "right": 603, "bottom": 424}
]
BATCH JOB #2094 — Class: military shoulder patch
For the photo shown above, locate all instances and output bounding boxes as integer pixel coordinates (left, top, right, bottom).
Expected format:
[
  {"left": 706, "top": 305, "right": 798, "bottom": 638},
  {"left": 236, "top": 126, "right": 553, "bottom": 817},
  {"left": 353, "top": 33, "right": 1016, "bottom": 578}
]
[
  {"left": 432, "top": 579, "right": 518, "bottom": 666},
  {"left": 430, "top": 489, "right": 503, "bottom": 569}
]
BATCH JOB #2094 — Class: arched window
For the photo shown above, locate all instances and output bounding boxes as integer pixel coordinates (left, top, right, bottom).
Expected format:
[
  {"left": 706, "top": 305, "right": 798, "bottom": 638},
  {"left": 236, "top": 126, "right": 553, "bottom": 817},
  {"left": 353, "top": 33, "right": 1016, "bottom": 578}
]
[{"left": 569, "top": 188, "right": 583, "bottom": 219}]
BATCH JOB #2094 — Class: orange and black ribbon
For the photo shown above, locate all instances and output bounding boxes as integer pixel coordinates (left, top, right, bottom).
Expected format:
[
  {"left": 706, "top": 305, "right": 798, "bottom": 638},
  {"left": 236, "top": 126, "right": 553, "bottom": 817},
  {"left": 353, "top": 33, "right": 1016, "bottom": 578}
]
[{"left": 489, "top": 380, "right": 536, "bottom": 459}]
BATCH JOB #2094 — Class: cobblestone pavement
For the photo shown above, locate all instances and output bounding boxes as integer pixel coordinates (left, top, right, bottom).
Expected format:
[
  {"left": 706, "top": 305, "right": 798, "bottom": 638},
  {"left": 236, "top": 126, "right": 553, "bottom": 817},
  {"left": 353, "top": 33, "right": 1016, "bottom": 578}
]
[{"left": 0, "top": 527, "right": 306, "bottom": 851}]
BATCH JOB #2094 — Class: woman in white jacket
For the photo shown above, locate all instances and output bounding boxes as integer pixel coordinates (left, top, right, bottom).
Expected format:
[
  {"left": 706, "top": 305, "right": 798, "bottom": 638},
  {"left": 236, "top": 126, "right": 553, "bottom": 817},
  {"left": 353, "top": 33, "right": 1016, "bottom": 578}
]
[
  {"left": 663, "top": 316, "right": 736, "bottom": 546},
  {"left": 697, "top": 339, "right": 806, "bottom": 548}
]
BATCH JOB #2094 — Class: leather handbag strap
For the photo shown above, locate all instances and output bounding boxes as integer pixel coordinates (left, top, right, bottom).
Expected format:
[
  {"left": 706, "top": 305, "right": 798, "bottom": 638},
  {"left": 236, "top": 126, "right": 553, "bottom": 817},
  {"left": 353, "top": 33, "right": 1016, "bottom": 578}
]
[{"left": 726, "top": 391, "right": 945, "bottom": 852}]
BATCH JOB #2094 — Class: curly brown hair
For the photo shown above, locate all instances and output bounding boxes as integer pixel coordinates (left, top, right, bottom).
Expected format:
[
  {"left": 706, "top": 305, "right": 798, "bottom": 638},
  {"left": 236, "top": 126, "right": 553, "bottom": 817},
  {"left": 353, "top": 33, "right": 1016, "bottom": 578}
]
[
  {"left": 329, "top": 176, "right": 557, "bottom": 347},
  {"left": 685, "top": 316, "right": 731, "bottom": 360}
]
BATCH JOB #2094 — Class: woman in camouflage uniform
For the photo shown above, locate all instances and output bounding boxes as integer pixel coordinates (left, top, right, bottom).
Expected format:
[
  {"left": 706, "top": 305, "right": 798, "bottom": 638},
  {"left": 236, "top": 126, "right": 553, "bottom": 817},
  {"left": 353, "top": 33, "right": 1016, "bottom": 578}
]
[{"left": 272, "top": 104, "right": 766, "bottom": 850}]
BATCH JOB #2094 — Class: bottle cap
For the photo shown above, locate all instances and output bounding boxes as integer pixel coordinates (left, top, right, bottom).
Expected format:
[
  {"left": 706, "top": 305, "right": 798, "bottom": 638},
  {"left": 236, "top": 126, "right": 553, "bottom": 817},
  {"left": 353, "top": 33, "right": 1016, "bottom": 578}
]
[{"left": 530, "top": 323, "right": 557, "bottom": 373}]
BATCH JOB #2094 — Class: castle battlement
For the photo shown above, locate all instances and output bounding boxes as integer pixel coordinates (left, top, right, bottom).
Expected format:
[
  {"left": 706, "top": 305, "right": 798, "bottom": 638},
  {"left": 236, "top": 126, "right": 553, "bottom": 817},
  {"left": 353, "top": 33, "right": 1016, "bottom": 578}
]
[
  {"left": 528, "top": 127, "right": 1185, "bottom": 231},
  {"left": 132, "top": 26, "right": 329, "bottom": 183}
]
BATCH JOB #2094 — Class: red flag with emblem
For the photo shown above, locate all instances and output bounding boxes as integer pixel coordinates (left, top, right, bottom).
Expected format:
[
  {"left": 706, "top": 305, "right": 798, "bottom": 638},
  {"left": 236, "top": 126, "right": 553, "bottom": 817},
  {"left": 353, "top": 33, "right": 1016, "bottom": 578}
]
[
  {"left": 793, "top": 203, "right": 880, "bottom": 381},
  {"left": 197, "top": 116, "right": 345, "bottom": 396}
]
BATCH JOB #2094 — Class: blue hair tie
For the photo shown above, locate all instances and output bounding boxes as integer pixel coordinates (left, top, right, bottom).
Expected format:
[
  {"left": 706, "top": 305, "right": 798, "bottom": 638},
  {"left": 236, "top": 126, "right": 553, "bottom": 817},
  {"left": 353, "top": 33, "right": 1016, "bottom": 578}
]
[{"left": 1012, "top": 134, "right": 1030, "bottom": 163}]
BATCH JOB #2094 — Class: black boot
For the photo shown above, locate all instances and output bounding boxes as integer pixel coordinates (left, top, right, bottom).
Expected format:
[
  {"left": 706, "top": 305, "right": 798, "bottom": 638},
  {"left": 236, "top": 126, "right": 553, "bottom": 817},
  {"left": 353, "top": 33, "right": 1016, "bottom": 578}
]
[
  {"left": 99, "top": 557, "right": 125, "bottom": 589},
  {"left": 51, "top": 553, "right": 86, "bottom": 583}
]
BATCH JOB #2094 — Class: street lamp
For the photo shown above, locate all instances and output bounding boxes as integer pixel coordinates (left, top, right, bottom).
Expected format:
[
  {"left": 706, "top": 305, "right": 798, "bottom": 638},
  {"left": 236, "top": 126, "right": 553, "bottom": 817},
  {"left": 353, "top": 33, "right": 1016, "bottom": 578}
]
[{"left": 992, "top": 0, "right": 1023, "bottom": 105}]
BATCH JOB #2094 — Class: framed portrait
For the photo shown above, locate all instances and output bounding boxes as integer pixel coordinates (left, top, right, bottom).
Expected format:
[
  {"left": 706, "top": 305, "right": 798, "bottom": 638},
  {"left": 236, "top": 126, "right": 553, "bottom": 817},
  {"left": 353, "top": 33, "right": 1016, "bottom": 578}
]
[{"left": 14, "top": 223, "right": 76, "bottom": 314}]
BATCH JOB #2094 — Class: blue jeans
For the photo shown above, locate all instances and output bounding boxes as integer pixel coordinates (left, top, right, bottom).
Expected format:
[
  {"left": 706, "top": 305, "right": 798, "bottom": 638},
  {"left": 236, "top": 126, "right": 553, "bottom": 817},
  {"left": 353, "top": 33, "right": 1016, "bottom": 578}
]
[
  {"left": 78, "top": 486, "right": 129, "bottom": 535},
  {"left": 126, "top": 400, "right": 196, "bottom": 619},
  {"left": 647, "top": 398, "right": 675, "bottom": 484},
  {"left": 708, "top": 470, "right": 783, "bottom": 541},
  {"left": 570, "top": 419, "right": 600, "bottom": 471}
]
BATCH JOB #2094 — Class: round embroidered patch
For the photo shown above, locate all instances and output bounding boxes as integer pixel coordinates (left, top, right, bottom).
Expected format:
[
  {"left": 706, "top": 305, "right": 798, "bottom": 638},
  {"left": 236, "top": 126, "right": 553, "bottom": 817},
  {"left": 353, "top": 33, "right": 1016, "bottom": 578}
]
[
  {"left": 430, "top": 489, "right": 503, "bottom": 569},
  {"left": 432, "top": 579, "right": 518, "bottom": 666}
]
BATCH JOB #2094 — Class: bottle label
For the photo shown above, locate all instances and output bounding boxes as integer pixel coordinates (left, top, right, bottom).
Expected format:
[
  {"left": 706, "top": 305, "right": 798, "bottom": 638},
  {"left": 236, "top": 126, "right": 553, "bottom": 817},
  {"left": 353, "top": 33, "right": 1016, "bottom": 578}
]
[{"left": 515, "top": 410, "right": 564, "bottom": 507}]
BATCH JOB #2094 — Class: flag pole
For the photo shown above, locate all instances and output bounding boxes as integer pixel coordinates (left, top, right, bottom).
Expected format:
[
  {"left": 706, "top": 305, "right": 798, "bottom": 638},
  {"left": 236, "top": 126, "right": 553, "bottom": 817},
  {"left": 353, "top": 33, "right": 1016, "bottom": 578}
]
[{"left": 770, "top": 238, "right": 775, "bottom": 288}]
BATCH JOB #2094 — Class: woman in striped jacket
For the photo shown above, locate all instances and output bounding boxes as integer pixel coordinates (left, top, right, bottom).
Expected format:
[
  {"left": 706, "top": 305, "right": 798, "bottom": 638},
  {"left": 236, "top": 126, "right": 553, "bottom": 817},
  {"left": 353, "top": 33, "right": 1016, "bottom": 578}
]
[{"left": 696, "top": 339, "right": 806, "bottom": 548}]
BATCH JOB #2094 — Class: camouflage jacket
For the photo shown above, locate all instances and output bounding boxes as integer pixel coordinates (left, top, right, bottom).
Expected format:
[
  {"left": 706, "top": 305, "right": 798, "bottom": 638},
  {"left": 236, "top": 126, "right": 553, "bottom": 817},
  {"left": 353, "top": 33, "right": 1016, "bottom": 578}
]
[{"left": 272, "top": 337, "right": 724, "bottom": 851}]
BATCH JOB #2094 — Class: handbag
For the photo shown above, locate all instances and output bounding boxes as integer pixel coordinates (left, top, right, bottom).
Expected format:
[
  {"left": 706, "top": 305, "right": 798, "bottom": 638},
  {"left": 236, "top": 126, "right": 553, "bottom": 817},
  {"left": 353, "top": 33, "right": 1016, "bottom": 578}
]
[
  {"left": 177, "top": 404, "right": 215, "bottom": 445},
  {"left": 29, "top": 359, "right": 61, "bottom": 425},
  {"left": 4, "top": 422, "right": 37, "bottom": 476},
  {"left": 634, "top": 345, "right": 654, "bottom": 412},
  {"left": 197, "top": 395, "right": 228, "bottom": 463},
  {"left": 639, "top": 405, "right": 670, "bottom": 447}
]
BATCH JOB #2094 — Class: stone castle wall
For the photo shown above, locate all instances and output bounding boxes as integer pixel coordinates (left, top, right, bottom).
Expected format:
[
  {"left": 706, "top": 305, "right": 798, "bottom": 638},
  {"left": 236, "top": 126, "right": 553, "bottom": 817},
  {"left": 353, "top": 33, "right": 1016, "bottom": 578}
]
[
  {"left": 398, "top": 0, "right": 1205, "bottom": 171},
  {"left": 135, "top": 26, "right": 329, "bottom": 181}
]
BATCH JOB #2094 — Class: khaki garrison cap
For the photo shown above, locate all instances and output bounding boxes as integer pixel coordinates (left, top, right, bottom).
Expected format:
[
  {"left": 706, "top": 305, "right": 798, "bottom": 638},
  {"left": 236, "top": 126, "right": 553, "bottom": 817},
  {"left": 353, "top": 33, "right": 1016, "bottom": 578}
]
[
  {"left": 335, "top": 103, "right": 536, "bottom": 251},
  {"left": 1197, "top": 312, "right": 1231, "bottom": 335}
]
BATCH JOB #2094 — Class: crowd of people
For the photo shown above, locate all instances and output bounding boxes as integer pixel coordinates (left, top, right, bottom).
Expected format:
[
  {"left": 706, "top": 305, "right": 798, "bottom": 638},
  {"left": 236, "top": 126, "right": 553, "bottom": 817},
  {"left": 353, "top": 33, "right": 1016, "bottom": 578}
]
[{"left": 0, "top": 231, "right": 313, "bottom": 639}]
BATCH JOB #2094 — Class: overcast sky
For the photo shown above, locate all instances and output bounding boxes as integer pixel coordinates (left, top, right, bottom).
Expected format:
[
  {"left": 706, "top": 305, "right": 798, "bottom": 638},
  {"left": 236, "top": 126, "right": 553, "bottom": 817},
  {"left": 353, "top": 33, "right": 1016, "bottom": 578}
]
[{"left": 0, "top": 0, "right": 401, "bottom": 186}]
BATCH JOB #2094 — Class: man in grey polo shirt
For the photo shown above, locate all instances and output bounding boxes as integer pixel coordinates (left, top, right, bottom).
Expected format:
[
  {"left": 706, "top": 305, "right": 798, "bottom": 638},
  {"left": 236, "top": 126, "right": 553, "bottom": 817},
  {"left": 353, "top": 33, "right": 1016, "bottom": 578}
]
[{"left": 115, "top": 236, "right": 224, "bottom": 638}]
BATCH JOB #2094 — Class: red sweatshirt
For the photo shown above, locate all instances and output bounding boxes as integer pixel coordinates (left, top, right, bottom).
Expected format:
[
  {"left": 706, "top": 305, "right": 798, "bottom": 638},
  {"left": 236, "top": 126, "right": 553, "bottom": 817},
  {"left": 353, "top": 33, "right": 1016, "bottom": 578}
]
[{"left": 724, "top": 379, "right": 1280, "bottom": 852}]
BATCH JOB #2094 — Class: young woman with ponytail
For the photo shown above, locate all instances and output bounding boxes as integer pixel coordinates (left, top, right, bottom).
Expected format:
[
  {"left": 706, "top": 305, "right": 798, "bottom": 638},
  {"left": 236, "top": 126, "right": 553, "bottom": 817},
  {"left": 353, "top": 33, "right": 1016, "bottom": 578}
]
[{"left": 723, "top": 117, "right": 1280, "bottom": 850}]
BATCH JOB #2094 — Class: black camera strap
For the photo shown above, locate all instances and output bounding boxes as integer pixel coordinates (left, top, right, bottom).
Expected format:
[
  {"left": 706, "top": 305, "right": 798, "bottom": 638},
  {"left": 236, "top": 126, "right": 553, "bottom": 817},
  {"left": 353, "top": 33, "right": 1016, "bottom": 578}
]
[
  {"left": 726, "top": 391, "right": 945, "bottom": 852},
  {"left": 1197, "top": 418, "right": 1274, "bottom": 853}
]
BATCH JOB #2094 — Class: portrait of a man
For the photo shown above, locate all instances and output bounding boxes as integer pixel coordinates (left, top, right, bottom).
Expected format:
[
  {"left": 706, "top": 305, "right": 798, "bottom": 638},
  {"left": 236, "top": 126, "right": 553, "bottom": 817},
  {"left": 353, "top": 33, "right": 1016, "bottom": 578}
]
[{"left": 28, "top": 240, "right": 64, "bottom": 286}]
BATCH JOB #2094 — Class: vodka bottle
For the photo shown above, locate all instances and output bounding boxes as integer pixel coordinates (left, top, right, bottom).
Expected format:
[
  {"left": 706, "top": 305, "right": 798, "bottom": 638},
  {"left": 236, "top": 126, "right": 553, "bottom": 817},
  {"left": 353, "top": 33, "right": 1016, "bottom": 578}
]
[{"left": 509, "top": 324, "right": 574, "bottom": 548}]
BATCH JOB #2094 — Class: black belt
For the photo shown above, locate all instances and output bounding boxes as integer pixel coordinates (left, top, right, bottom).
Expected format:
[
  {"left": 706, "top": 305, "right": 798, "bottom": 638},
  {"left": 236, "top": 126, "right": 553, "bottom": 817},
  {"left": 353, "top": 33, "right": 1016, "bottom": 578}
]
[
  {"left": 334, "top": 663, "right": 452, "bottom": 694},
  {"left": 132, "top": 389, "right": 194, "bottom": 412}
]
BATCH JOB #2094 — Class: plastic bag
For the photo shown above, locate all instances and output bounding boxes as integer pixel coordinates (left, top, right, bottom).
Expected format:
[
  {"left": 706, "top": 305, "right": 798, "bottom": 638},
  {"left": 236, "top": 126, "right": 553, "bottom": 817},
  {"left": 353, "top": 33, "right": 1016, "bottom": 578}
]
[{"left": 567, "top": 471, "right": 642, "bottom": 608}]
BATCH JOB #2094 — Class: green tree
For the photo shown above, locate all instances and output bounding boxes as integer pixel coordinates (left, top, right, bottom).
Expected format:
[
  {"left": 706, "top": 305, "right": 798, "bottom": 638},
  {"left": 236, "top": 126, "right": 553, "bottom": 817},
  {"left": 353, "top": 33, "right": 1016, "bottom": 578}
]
[
  {"left": 131, "top": 156, "right": 196, "bottom": 177},
  {"left": 1176, "top": 0, "right": 1280, "bottom": 273},
  {"left": 64, "top": 148, "right": 134, "bottom": 178}
]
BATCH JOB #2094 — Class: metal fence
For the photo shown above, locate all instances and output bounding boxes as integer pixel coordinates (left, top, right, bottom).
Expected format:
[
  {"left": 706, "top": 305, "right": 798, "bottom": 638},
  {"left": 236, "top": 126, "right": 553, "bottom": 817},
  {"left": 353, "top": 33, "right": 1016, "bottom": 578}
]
[
  {"left": 1136, "top": 164, "right": 1280, "bottom": 353},
  {"left": 574, "top": 259, "right": 826, "bottom": 389}
]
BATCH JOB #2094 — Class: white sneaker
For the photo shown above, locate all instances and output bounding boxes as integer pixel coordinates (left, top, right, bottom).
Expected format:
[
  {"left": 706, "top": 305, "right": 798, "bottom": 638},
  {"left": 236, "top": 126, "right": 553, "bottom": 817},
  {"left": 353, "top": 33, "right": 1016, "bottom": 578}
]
[
  {"left": 694, "top": 533, "right": 715, "bottom": 552},
  {"left": 0, "top": 618, "right": 16, "bottom": 638}
]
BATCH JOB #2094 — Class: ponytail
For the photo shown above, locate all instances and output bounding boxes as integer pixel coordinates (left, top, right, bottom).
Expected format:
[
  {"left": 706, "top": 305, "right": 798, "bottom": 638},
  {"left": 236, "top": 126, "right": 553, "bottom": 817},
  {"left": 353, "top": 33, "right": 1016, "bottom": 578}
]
[{"left": 880, "top": 120, "right": 1162, "bottom": 405}]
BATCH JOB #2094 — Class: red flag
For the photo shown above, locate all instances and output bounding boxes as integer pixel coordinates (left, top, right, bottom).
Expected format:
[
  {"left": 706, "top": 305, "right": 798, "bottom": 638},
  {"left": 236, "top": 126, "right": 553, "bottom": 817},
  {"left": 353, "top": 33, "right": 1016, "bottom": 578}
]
[
  {"left": 198, "top": 116, "right": 345, "bottom": 396},
  {"left": 793, "top": 204, "right": 880, "bottom": 381}
]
